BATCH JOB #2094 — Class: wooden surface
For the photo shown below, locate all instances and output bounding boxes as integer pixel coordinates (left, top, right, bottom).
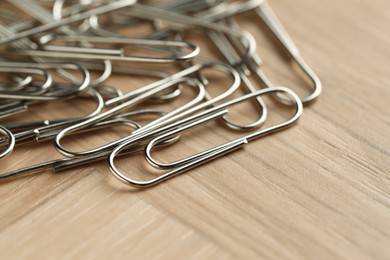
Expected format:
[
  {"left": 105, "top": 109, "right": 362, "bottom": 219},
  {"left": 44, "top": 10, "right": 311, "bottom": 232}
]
[{"left": 1, "top": 0, "right": 390, "bottom": 259}]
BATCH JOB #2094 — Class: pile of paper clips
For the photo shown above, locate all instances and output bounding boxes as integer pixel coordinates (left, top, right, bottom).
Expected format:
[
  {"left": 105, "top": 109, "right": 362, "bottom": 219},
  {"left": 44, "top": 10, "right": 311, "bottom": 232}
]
[{"left": 0, "top": 0, "right": 321, "bottom": 188}]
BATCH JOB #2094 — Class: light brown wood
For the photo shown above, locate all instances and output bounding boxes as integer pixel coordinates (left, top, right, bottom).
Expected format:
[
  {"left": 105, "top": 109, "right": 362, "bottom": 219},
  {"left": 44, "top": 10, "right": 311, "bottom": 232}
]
[{"left": 1, "top": 0, "right": 389, "bottom": 259}]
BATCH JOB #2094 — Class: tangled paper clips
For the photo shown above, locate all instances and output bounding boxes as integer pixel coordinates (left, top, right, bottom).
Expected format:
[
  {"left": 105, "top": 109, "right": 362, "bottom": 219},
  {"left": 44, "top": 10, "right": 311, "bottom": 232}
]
[{"left": 0, "top": 0, "right": 321, "bottom": 188}]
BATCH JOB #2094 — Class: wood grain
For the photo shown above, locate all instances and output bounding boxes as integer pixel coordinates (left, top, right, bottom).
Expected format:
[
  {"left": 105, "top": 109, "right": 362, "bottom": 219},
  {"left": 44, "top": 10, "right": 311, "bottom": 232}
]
[{"left": 1, "top": 0, "right": 389, "bottom": 259}]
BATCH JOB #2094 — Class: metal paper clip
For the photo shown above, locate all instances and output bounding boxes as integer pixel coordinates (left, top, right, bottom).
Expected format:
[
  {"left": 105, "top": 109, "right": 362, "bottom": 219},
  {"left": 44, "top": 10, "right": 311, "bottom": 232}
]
[{"left": 109, "top": 86, "right": 302, "bottom": 188}]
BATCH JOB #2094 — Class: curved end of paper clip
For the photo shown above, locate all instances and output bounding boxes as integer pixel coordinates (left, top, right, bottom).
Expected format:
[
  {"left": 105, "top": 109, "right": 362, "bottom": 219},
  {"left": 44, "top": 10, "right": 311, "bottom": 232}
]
[
  {"left": 270, "top": 57, "right": 322, "bottom": 107},
  {"left": 108, "top": 138, "right": 247, "bottom": 188},
  {"left": 0, "top": 126, "right": 15, "bottom": 160},
  {"left": 295, "top": 56, "right": 322, "bottom": 106}
]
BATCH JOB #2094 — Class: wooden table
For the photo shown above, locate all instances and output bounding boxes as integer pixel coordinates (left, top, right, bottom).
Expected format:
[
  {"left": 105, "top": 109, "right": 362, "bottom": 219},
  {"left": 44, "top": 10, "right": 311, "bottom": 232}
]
[{"left": 1, "top": 0, "right": 389, "bottom": 259}]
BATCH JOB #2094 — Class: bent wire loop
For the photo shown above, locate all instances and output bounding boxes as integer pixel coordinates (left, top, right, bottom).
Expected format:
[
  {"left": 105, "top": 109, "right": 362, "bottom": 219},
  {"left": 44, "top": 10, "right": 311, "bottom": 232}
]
[
  {"left": 0, "top": 61, "right": 90, "bottom": 100},
  {"left": 0, "top": 63, "right": 52, "bottom": 97},
  {"left": 109, "top": 86, "right": 303, "bottom": 188},
  {"left": 0, "top": 125, "right": 15, "bottom": 159},
  {"left": 250, "top": 1, "right": 321, "bottom": 105},
  {"left": 54, "top": 62, "right": 242, "bottom": 157},
  {"left": 0, "top": 72, "right": 33, "bottom": 91},
  {"left": 54, "top": 76, "right": 205, "bottom": 157}
]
